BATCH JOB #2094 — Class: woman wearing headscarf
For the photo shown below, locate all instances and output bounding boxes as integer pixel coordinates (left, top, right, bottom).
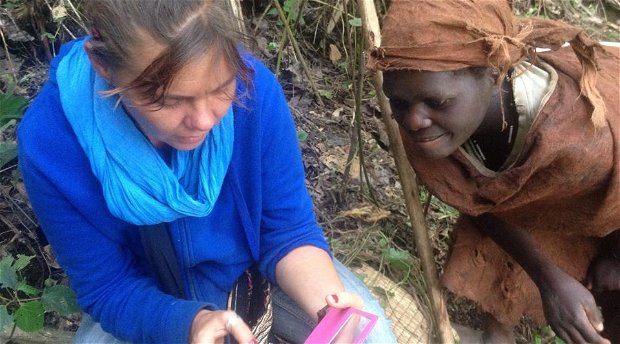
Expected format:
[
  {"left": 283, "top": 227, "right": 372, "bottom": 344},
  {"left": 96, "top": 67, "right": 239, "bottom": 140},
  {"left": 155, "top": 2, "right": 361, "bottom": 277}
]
[{"left": 368, "top": 0, "right": 620, "bottom": 343}]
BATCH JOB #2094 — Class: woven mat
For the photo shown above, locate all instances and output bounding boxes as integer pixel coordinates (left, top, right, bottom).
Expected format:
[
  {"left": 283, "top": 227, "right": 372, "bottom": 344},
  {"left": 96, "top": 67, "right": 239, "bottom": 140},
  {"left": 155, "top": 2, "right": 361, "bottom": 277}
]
[{"left": 352, "top": 263, "right": 431, "bottom": 343}]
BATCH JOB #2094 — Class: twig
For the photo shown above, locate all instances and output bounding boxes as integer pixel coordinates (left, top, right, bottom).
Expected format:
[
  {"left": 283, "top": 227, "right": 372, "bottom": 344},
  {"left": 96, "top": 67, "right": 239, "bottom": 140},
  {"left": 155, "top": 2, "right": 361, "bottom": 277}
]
[
  {"left": 63, "top": 0, "right": 88, "bottom": 33},
  {"left": 356, "top": 1, "right": 455, "bottom": 343},
  {"left": 227, "top": 0, "right": 247, "bottom": 36},
  {"left": 275, "top": 0, "right": 296, "bottom": 75},
  {"left": 0, "top": 25, "right": 17, "bottom": 79},
  {"left": 253, "top": 2, "right": 273, "bottom": 35},
  {"left": 275, "top": 0, "right": 308, "bottom": 74},
  {"left": 272, "top": 0, "right": 325, "bottom": 107},
  {"left": 326, "top": 0, "right": 349, "bottom": 35},
  {"left": 342, "top": 0, "right": 375, "bottom": 200}
]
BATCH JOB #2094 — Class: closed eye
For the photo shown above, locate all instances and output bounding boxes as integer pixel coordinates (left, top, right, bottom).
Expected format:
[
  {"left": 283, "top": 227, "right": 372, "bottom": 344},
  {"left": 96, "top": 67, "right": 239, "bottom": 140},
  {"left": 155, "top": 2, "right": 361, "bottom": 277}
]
[
  {"left": 425, "top": 98, "right": 451, "bottom": 109},
  {"left": 388, "top": 99, "right": 409, "bottom": 122},
  {"left": 389, "top": 98, "right": 409, "bottom": 112},
  {"left": 161, "top": 97, "right": 184, "bottom": 109}
]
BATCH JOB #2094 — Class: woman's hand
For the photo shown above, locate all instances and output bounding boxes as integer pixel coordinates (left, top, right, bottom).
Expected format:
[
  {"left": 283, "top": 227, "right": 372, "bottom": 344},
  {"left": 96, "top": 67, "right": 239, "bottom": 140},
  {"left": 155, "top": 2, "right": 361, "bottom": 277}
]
[
  {"left": 540, "top": 266, "right": 610, "bottom": 344},
  {"left": 189, "top": 309, "right": 256, "bottom": 344},
  {"left": 324, "top": 291, "right": 364, "bottom": 309},
  {"left": 321, "top": 292, "right": 365, "bottom": 344}
]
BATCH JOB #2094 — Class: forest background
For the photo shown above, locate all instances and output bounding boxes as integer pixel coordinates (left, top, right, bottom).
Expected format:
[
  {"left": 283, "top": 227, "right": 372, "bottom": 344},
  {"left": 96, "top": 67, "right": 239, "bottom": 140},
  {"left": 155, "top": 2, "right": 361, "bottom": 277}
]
[{"left": 0, "top": 0, "right": 618, "bottom": 343}]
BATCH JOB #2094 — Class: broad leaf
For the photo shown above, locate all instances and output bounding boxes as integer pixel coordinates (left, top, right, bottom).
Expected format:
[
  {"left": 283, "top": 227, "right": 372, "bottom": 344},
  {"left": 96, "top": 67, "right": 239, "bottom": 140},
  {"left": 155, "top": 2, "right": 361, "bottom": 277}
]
[
  {"left": 0, "top": 141, "right": 18, "bottom": 169},
  {"left": 17, "top": 281, "right": 42, "bottom": 296},
  {"left": 41, "top": 285, "right": 80, "bottom": 315},
  {"left": 0, "top": 92, "right": 28, "bottom": 125},
  {"left": 0, "top": 305, "right": 13, "bottom": 332},
  {"left": 381, "top": 247, "right": 413, "bottom": 272},
  {"left": 297, "top": 130, "right": 308, "bottom": 142},
  {"left": 349, "top": 17, "right": 362, "bottom": 27},
  {"left": 0, "top": 256, "right": 18, "bottom": 290},
  {"left": 14, "top": 301, "right": 44, "bottom": 332},
  {"left": 13, "top": 255, "right": 34, "bottom": 272}
]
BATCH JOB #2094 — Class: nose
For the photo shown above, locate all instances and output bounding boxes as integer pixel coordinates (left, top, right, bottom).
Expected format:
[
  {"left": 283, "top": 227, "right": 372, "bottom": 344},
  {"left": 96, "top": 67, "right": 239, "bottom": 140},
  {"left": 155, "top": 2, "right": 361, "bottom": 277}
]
[
  {"left": 184, "top": 100, "right": 218, "bottom": 131},
  {"left": 401, "top": 103, "right": 432, "bottom": 131}
]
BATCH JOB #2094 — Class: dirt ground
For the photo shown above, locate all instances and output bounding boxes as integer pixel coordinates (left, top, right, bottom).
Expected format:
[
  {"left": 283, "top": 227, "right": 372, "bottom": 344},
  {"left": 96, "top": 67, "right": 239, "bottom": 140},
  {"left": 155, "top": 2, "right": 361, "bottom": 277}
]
[{"left": 1, "top": 0, "right": 618, "bottom": 343}]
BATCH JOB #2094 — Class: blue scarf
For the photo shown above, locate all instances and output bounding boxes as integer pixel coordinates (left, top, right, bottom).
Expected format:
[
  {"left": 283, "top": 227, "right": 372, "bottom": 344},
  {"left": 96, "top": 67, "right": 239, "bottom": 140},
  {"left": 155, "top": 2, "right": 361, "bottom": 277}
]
[{"left": 56, "top": 39, "right": 234, "bottom": 225}]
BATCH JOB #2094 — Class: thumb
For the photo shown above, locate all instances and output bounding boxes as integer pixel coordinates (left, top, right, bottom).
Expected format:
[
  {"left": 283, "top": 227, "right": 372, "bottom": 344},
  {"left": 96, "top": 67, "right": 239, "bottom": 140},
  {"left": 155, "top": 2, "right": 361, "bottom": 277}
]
[
  {"left": 584, "top": 302, "right": 605, "bottom": 333},
  {"left": 326, "top": 292, "right": 364, "bottom": 309}
]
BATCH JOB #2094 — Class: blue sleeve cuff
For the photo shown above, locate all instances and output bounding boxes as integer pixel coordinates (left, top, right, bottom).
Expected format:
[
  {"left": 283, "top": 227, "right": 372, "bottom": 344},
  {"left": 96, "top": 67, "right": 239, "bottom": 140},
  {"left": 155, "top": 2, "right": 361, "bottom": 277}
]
[{"left": 159, "top": 300, "right": 218, "bottom": 343}]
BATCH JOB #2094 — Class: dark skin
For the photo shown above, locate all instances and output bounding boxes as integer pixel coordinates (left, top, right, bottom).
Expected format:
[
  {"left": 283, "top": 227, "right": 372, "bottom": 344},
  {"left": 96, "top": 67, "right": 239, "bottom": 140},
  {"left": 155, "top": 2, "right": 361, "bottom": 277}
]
[
  {"left": 587, "top": 230, "right": 620, "bottom": 293},
  {"left": 383, "top": 68, "right": 618, "bottom": 344}
]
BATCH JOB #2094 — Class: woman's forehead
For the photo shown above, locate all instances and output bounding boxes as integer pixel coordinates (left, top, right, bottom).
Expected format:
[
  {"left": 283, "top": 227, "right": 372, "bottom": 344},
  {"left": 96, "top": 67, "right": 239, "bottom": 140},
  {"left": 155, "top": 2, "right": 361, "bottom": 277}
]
[{"left": 384, "top": 70, "right": 460, "bottom": 90}]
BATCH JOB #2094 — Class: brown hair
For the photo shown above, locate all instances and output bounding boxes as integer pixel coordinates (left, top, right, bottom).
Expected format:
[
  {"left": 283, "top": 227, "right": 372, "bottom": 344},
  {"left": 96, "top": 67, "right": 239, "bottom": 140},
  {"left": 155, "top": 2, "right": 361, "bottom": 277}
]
[{"left": 85, "top": 0, "right": 252, "bottom": 106}]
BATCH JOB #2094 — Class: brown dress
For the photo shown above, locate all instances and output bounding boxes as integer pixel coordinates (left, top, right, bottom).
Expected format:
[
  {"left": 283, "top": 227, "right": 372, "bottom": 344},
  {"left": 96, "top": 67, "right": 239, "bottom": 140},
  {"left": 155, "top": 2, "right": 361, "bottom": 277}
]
[{"left": 403, "top": 46, "right": 620, "bottom": 327}]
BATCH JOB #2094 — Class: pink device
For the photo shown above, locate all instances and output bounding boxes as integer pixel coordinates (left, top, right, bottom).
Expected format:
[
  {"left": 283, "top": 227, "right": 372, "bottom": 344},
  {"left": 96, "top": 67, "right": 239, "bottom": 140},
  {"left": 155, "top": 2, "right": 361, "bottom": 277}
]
[{"left": 304, "top": 307, "right": 378, "bottom": 344}]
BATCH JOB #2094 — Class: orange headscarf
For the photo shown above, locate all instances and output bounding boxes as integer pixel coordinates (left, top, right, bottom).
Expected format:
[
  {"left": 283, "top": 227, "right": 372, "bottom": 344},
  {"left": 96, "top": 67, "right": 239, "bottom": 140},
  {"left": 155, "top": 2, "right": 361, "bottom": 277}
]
[{"left": 367, "top": 0, "right": 607, "bottom": 127}]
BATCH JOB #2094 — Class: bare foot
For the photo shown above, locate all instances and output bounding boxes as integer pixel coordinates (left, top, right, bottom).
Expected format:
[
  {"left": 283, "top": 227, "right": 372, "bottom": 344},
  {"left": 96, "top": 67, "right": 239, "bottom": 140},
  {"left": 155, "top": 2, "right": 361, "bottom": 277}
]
[{"left": 482, "top": 315, "right": 515, "bottom": 344}]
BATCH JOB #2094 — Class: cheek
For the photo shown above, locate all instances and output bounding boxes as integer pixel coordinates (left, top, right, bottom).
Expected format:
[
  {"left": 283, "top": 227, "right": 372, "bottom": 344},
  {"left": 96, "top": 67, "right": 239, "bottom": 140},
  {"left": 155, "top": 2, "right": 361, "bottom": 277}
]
[
  {"left": 133, "top": 108, "right": 180, "bottom": 135},
  {"left": 214, "top": 98, "right": 234, "bottom": 118}
]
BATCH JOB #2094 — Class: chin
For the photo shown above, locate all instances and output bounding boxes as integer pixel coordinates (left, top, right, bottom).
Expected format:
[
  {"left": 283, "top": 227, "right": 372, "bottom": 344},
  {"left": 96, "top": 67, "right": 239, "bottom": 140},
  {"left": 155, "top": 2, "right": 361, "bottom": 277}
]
[
  {"left": 176, "top": 144, "right": 201, "bottom": 151},
  {"left": 408, "top": 146, "right": 453, "bottom": 160}
]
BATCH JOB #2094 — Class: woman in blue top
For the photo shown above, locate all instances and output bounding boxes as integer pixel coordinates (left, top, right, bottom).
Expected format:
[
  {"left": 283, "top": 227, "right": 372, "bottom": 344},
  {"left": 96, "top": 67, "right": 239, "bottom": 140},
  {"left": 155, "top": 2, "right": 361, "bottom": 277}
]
[{"left": 17, "top": 1, "right": 396, "bottom": 343}]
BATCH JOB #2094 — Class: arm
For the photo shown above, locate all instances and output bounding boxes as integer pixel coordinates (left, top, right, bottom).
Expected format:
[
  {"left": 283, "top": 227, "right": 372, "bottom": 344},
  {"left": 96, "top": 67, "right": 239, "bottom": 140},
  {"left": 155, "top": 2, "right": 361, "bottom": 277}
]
[
  {"left": 275, "top": 246, "right": 359, "bottom": 321},
  {"left": 17, "top": 85, "right": 210, "bottom": 343},
  {"left": 245, "top": 58, "right": 360, "bottom": 318},
  {"left": 474, "top": 213, "right": 610, "bottom": 344}
]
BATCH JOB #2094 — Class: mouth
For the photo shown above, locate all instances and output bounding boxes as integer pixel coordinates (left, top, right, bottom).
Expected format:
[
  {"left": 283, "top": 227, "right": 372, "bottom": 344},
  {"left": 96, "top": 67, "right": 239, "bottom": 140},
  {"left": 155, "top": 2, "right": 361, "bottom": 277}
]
[
  {"left": 412, "top": 132, "right": 447, "bottom": 143},
  {"left": 178, "top": 134, "right": 207, "bottom": 145}
]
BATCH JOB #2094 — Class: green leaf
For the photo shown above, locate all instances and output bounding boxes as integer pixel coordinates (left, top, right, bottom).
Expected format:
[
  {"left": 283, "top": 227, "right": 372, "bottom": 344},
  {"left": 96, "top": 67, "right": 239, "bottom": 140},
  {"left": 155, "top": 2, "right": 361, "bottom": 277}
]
[
  {"left": 0, "top": 141, "right": 18, "bottom": 169},
  {"left": 349, "top": 17, "right": 362, "bottom": 27},
  {"left": 41, "top": 285, "right": 80, "bottom": 315},
  {"left": 381, "top": 247, "right": 413, "bottom": 271},
  {"left": 41, "top": 32, "right": 57, "bottom": 43},
  {"left": 0, "top": 256, "right": 18, "bottom": 290},
  {"left": 14, "top": 301, "right": 44, "bottom": 332},
  {"left": 13, "top": 255, "right": 34, "bottom": 272},
  {"left": 297, "top": 130, "right": 308, "bottom": 142},
  {"left": 319, "top": 89, "right": 334, "bottom": 100},
  {"left": 17, "top": 281, "right": 42, "bottom": 296},
  {"left": 534, "top": 335, "right": 542, "bottom": 344},
  {"left": 266, "top": 41, "right": 279, "bottom": 52},
  {"left": 0, "top": 305, "right": 13, "bottom": 332},
  {"left": 378, "top": 238, "right": 388, "bottom": 248},
  {"left": 0, "top": 92, "right": 28, "bottom": 125}
]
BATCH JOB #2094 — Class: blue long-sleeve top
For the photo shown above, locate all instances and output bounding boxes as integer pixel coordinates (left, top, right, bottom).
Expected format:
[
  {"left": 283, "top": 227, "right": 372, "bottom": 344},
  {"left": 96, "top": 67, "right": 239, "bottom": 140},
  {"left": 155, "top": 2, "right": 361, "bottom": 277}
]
[{"left": 17, "top": 38, "right": 330, "bottom": 343}]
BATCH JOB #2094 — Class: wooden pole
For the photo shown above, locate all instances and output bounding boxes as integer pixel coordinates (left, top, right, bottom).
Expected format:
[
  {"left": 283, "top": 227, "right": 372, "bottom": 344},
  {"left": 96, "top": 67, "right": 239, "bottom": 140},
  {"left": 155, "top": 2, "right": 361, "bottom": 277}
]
[{"left": 356, "top": 1, "right": 455, "bottom": 343}]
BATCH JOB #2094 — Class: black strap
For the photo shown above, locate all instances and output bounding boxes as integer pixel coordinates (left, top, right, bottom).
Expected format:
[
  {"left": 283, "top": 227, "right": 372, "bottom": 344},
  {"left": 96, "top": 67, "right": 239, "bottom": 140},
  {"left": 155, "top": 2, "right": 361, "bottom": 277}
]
[{"left": 139, "top": 223, "right": 186, "bottom": 298}]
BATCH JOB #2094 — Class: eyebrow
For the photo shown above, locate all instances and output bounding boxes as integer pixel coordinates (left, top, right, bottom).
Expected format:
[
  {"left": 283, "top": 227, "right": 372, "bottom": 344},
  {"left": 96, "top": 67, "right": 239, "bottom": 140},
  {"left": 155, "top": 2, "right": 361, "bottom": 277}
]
[{"left": 165, "top": 76, "right": 236, "bottom": 101}]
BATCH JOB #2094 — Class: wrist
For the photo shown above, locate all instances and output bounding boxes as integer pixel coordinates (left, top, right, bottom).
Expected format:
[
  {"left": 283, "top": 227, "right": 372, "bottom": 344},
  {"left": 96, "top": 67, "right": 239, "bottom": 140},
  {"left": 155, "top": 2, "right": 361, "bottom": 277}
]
[
  {"left": 190, "top": 309, "right": 213, "bottom": 341},
  {"left": 536, "top": 264, "right": 570, "bottom": 293}
]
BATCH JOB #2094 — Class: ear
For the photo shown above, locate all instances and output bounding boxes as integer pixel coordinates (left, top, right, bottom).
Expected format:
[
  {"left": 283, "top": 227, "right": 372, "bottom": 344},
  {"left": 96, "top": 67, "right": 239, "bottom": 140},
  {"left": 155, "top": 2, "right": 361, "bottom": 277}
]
[{"left": 84, "top": 40, "right": 113, "bottom": 83}]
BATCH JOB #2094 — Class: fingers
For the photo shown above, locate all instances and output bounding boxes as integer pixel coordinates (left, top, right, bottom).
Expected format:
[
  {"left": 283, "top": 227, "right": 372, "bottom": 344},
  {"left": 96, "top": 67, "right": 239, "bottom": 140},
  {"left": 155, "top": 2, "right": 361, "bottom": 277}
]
[
  {"left": 555, "top": 305, "right": 609, "bottom": 344},
  {"left": 222, "top": 311, "right": 256, "bottom": 344},
  {"left": 190, "top": 310, "right": 256, "bottom": 344},
  {"left": 584, "top": 302, "right": 605, "bottom": 332},
  {"left": 325, "top": 291, "right": 364, "bottom": 309},
  {"left": 582, "top": 305, "right": 611, "bottom": 344}
]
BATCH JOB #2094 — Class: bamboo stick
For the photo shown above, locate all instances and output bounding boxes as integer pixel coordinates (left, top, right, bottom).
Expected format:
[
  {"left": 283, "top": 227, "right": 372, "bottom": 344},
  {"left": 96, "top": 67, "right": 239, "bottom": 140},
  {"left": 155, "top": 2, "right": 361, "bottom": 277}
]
[{"left": 356, "top": 1, "right": 455, "bottom": 343}]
